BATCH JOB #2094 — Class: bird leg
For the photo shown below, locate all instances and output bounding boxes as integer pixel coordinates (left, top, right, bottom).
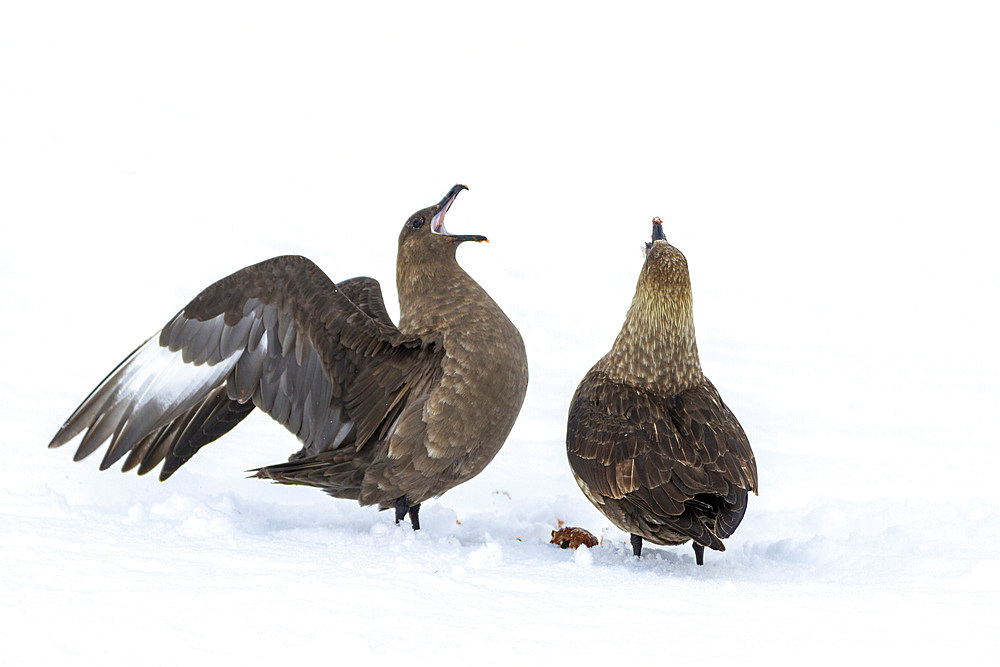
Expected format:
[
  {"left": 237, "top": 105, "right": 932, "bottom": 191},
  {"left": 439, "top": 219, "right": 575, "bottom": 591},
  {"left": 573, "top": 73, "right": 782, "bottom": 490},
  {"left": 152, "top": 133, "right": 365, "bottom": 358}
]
[
  {"left": 692, "top": 543, "right": 705, "bottom": 566},
  {"left": 394, "top": 495, "right": 421, "bottom": 530},
  {"left": 630, "top": 534, "right": 643, "bottom": 558}
]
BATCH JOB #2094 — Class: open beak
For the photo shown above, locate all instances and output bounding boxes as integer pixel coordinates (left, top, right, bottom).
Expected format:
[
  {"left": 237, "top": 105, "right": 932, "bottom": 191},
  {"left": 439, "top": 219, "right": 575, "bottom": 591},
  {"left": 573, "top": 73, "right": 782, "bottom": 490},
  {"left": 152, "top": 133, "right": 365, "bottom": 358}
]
[{"left": 431, "top": 184, "right": 487, "bottom": 243}]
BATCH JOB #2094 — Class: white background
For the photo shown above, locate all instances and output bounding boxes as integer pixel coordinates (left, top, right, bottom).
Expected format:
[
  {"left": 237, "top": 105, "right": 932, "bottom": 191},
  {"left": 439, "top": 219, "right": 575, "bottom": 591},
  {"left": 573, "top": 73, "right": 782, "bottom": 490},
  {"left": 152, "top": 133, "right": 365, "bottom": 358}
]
[{"left": 2, "top": 2, "right": 998, "bottom": 663}]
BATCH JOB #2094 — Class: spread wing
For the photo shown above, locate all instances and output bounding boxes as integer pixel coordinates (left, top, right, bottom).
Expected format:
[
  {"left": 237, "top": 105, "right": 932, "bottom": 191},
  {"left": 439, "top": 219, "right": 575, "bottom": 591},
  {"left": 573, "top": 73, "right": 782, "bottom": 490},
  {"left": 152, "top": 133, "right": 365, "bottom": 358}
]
[
  {"left": 48, "top": 255, "right": 444, "bottom": 481},
  {"left": 567, "top": 370, "right": 757, "bottom": 549}
]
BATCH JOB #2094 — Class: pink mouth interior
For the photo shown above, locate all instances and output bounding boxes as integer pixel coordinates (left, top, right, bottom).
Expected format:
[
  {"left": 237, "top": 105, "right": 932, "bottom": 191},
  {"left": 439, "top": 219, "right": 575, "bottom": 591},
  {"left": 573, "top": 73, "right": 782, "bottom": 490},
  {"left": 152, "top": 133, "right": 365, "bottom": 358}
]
[{"left": 431, "top": 197, "right": 456, "bottom": 235}]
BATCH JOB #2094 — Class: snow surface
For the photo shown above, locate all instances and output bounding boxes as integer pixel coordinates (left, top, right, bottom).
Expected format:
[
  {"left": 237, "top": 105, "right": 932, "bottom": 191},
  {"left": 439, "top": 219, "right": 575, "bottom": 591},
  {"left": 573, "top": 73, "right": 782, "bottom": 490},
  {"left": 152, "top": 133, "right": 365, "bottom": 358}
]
[{"left": 2, "top": 1, "right": 999, "bottom": 664}]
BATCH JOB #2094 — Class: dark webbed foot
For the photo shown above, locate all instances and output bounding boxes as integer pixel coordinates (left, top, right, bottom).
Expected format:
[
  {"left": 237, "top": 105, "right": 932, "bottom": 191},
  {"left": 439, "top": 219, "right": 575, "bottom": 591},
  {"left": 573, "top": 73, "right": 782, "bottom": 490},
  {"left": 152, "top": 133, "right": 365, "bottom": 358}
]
[
  {"left": 394, "top": 495, "right": 421, "bottom": 530},
  {"left": 630, "top": 534, "right": 643, "bottom": 558},
  {"left": 693, "top": 543, "right": 705, "bottom": 566}
]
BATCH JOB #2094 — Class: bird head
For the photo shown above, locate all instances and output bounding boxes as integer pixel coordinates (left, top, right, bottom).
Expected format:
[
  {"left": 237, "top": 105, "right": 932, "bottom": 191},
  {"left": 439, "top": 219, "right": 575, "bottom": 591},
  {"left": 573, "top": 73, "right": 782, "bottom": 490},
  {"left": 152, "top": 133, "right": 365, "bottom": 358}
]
[
  {"left": 639, "top": 217, "right": 692, "bottom": 294},
  {"left": 398, "top": 185, "right": 487, "bottom": 254}
]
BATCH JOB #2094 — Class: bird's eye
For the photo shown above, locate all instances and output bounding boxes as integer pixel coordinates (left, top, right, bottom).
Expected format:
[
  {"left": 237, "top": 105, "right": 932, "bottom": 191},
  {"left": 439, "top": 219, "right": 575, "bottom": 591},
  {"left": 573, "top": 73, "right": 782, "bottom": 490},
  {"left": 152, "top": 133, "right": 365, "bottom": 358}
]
[{"left": 411, "top": 217, "right": 424, "bottom": 229}]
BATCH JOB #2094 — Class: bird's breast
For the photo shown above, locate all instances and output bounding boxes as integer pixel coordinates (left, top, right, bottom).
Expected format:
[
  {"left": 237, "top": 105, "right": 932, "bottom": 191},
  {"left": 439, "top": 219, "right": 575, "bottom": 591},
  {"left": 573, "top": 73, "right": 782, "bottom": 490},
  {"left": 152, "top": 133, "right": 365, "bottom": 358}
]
[{"left": 420, "top": 319, "right": 527, "bottom": 463}]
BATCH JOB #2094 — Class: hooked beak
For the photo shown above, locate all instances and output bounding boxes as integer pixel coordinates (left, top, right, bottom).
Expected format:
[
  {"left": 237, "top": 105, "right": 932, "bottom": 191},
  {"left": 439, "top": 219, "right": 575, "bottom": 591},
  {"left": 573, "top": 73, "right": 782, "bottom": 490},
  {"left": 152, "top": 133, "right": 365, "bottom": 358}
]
[
  {"left": 644, "top": 217, "right": 665, "bottom": 255},
  {"left": 431, "top": 184, "right": 488, "bottom": 243},
  {"left": 651, "top": 217, "right": 665, "bottom": 242}
]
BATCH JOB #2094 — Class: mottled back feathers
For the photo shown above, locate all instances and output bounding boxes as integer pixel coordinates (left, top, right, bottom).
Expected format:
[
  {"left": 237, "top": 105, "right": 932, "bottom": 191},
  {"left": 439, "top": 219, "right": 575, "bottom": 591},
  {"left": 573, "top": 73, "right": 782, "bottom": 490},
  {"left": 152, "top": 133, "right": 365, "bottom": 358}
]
[{"left": 567, "top": 371, "right": 756, "bottom": 550}]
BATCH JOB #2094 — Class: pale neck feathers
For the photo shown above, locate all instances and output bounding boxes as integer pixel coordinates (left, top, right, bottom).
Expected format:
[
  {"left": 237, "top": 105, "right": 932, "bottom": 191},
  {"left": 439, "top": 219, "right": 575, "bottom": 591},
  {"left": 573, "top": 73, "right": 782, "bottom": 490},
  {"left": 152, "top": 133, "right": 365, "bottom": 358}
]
[{"left": 597, "top": 244, "right": 704, "bottom": 394}]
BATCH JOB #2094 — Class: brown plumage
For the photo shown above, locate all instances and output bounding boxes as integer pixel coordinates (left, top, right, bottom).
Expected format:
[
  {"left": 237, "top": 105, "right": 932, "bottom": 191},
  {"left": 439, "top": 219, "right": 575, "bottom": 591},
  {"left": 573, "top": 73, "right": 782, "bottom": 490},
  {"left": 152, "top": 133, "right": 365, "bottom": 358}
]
[
  {"left": 566, "top": 218, "right": 757, "bottom": 563},
  {"left": 49, "top": 185, "right": 529, "bottom": 529}
]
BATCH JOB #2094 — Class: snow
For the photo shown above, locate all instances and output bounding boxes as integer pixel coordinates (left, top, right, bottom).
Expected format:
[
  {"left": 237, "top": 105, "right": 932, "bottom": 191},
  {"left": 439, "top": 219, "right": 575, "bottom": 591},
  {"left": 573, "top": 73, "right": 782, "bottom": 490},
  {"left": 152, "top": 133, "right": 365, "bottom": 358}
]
[{"left": 2, "top": 1, "right": 999, "bottom": 664}]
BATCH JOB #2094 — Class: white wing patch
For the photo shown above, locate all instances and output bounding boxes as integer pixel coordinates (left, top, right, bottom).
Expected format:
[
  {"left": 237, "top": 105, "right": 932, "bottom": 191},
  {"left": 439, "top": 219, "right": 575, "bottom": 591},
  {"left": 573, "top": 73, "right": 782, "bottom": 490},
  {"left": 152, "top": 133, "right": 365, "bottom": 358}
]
[
  {"left": 52, "top": 297, "right": 350, "bottom": 471},
  {"left": 122, "top": 321, "right": 240, "bottom": 417},
  {"left": 104, "top": 331, "right": 242, "bottom": 467},
  {"left": 53, "top": 312, "right": 246, "bottom": 467}
]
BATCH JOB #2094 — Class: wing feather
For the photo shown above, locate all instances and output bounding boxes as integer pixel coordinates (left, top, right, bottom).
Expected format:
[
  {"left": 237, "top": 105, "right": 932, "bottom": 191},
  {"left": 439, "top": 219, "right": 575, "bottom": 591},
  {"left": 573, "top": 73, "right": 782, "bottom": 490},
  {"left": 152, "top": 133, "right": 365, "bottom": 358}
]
[
  {"left": 49, "top": 255, "right": 444, "bottom": 485},
  {"left": 567, "top": 369, "right": 757, "bottom": 549}
]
